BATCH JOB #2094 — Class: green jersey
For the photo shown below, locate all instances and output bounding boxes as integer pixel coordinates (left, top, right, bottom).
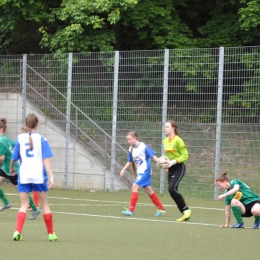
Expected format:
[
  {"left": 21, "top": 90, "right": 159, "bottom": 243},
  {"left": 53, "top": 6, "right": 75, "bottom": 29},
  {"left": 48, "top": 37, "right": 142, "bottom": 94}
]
[
  {"left": 163, "top": 135, "right": 189, "bottom": 163},
  {"left": 224, "top": 179, "right": 260, "bottom": 206},
  {"left": 0, "top": 134, "right": 19, "bottom": 176}
]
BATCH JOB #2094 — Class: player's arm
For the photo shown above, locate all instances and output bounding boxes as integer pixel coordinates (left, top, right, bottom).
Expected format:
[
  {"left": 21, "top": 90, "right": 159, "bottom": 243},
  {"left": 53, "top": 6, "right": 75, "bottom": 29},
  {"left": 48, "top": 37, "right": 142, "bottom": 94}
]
[
  {"left": 220, "top": 205, "right": 231, "bottom": 228},
  {"left": 152, "top": 155, "right": 159, "bottom": 163},
  {"left": 0, "top": 155, "right": 5, "bottom": 161},
  {"left": 120, "top": 162, "right": 132, "bottom": 177},
  {"left": 43, "top": 158, "right": 54, "bottom": 188},
  {"left": 10, "top": 160, "right": 16, "bottom": 176},
  {"left": 218, "top": 184, "right": 240, "bottom": 200}
]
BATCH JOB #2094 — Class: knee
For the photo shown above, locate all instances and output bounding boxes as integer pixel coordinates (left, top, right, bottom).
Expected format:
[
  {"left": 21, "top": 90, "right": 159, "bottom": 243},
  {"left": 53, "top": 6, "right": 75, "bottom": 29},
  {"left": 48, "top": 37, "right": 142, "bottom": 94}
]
[
  {"left": 252, "top": 204, "right": 260, "bottom": 215},
  {"left": 231, "top": 199, "right": 240, "bottom": 206},
  {"left": 168, "top": 186, "right": 177, "bottom": 196}
]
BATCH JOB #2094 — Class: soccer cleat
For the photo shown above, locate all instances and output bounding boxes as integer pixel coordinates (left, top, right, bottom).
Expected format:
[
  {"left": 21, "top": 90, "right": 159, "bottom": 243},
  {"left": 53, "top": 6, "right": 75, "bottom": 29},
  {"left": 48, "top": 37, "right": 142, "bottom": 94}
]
[
  {"left": 154, "top": 209, "right": 166, "bottom": 217},
  {"left": 121, "top": 207, "right": 134, "bottom": 216},
  {"left": 13, "top": 231, "right": 22, "bottom": 241},
  {"left": 232, "top": 222, "right": 244, "bottom": 228},
  {"left": 28, "top": 208, "right": 41, "bottom": 220},
  {"left": 176, "top": 209, "right": 191, "bottom": 222},
  {"left": 48, "top": 232, "right": 58, "bottom": 241},
  {"left": 0, "top": 202, "right": 12, "bottom": 211},
  {"left": 253, "top": 221, "right": 260, "bottom": 229}
]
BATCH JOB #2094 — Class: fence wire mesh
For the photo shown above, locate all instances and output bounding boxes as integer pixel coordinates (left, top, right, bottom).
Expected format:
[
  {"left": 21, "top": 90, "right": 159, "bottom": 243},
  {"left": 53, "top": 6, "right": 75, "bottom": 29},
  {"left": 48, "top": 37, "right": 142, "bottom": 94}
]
[{"left": 0, "top": 47, "right": 259, "bottom": 199}]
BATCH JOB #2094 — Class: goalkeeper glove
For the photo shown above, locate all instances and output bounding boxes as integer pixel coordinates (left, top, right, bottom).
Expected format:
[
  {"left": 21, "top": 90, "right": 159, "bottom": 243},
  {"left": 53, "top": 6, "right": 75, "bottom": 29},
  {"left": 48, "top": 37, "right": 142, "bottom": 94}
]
[{"left": 162, "top": 159, "right": 177, "bottom": 168}]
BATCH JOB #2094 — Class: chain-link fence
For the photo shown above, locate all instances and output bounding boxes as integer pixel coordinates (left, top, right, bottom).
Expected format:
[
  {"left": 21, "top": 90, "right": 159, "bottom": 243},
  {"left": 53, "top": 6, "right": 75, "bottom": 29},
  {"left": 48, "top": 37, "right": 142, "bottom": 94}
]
[{"left": 0, "top": 47, "right": 259, "bottom": 199}]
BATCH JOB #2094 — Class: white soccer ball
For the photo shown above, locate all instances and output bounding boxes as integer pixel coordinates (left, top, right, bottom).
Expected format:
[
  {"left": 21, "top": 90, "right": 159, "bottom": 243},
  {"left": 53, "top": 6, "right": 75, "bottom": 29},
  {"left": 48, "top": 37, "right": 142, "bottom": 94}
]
[{"left": 157, "top": 156, "right": 170, "bottom": 168}]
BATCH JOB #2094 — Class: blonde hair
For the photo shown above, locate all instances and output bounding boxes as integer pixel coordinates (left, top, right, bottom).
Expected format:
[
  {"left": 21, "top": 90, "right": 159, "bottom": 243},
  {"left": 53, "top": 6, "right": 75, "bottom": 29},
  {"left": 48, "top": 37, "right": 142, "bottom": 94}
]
[
  {"left": 21, "top": 125, "right": 29, "bottom": 133},
  {"left": 25, "top": 113, "right": 39, "bottom": 150},
  {"left": 127, "top": 131, "right": 138, "bottom": 180}
]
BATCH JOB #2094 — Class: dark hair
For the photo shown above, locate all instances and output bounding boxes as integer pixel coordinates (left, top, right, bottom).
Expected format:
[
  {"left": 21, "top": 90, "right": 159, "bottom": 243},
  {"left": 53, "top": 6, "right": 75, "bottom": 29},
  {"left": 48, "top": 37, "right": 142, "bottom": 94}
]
[
  {"left": 167, "top": 120, "right": 178, "bottom": 135},
  {"left": 25, "top": 114, "right": 39, "bottom": 150},
  {"left": 216, "top": 172, "right": 229, "bottom": 182},
  {"left": 127, "top": 131, "right": 138, "bottom": 179},
  {"left": 0, "top": 118, "right": 7, "bottom": 132}
]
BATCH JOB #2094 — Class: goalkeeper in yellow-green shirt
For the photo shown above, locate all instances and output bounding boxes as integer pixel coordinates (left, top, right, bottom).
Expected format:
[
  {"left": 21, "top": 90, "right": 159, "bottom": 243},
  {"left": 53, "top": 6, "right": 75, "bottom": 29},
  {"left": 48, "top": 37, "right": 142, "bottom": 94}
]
[
  {"left": 161, "top": 121, "right": 191, "bottom": 222},
  {"left": 216, "top": 172, "right": 260, "bottom": 229}
]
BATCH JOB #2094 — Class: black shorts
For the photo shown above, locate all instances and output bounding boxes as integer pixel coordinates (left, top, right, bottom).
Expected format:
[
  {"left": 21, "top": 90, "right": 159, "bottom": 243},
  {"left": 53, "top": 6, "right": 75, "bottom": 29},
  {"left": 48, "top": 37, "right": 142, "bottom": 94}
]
[
  {"left": 242, "top": 200, "right": 260, "bottom": 217},
  {"left": 0, "top": 169, "right": 18, "bottom": 185}
]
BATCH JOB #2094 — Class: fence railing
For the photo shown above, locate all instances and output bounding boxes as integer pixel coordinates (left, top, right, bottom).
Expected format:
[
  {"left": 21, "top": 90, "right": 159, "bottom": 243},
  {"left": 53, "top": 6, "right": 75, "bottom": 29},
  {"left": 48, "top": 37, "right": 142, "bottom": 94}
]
[{"left": 0, "top": 47, "right": 259, "bottom": 199}]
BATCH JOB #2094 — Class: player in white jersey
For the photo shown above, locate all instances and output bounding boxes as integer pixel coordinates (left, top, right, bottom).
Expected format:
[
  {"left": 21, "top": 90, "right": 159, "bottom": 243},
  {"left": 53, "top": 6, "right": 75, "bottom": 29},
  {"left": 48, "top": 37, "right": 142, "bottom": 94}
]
[
  {"left": 120, "top": 131, "right": 165, "bottom": 217},
  {"left": 10, "top": 113, "right": 57, "bottom": 241}
]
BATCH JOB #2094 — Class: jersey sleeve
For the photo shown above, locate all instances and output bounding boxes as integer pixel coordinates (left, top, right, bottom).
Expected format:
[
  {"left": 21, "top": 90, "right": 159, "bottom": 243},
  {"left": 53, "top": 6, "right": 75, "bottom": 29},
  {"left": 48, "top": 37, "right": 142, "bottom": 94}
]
[
  {"left": 145, "top": 145, "right": 156, "bottom": 158},
  {"left": 41, "top": 137, "right": 53, "bottom": 159},
  {"left": 176, "top": 138, "right": 189, "bottom": 163},
  {"left": 127, "top": 151, "right": 132, "bottom": 162},
  {"left": 11, "top": 139, "right": 21, "bottom": 161}
]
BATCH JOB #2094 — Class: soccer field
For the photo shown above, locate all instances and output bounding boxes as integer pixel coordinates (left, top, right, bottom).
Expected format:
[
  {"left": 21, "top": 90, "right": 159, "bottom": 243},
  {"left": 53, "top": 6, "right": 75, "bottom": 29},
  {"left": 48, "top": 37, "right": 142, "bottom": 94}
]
[{"left": 1, "top": 186, "right": 259, "bottom": 260}]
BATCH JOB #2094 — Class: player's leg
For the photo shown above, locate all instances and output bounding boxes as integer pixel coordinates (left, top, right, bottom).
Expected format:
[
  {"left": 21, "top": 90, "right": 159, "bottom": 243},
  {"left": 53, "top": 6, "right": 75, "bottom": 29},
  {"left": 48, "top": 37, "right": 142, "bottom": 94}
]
[
  {"left": 144, "top": 184, "right": 165, "bottom": 217},
  {"left": 168, "top": 164, "right": 191, "bottom": 221},
  {"left": 230, "top": 199, "right": 246, "bottom": 228},
  {"left": 28, "top": 194, "right": 41, "bottom": 220},
  {"left": 121, "top": 182, "right": 140, "bottom": 215},
  {"left": 13, "top": 191, "right": 30, "bottom": 241},
  {"left": 0, "top": 173, "right": 12, "bottom": 210},
  {"left": 37, "top": 184, "right": 57, "bottom": 241},
  {"left": 33, "top": 191, "right": 39, "bottom": 207},
  {"left": 251, "top": 201, "right": 260, "bottom": 229}
]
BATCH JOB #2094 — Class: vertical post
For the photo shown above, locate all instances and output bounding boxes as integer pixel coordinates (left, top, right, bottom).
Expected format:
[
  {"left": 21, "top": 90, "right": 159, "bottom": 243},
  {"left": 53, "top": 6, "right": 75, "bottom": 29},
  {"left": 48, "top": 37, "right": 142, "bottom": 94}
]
[
  {"left": 110, "top": 51, "right": 119, "bottom": 192},
  {"left": 64, "top": 52, "right": 73, "bottom": 189},
  {"left": 214, "top": 47, "right": 224, "bottom": 200},
  {"left": 22, "top": 54, "right": 27, "bottom": 124},
  {"left": 160, "top": 49, "right": 169, "bottom": 194}
]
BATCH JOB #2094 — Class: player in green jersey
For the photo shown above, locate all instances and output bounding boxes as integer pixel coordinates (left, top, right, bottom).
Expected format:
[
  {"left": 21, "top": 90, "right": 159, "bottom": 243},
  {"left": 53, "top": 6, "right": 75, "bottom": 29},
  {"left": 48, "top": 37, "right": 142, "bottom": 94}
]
[
  {"left": 0, "top": 118, "right": 40, "bottom": 220},
  {"left": 216, "top": 172, "right": 260, "bottom": 229},
  {"left": 161, "top": 121, "right": 191, "bottom": 222}
]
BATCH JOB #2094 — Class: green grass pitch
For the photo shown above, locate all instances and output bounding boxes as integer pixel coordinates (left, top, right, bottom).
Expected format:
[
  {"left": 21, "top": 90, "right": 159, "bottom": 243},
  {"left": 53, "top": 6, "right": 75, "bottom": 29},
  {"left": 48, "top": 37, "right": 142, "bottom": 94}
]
[{"left": 0, "top": 186, "right": 259, "bottom": 260}]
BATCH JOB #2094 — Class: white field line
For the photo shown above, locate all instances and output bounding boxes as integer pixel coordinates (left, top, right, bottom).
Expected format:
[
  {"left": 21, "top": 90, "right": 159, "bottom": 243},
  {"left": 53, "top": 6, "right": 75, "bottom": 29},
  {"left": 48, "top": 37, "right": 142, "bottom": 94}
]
[
  {"left": 6, "top": 192, "right": 225, "bottom": 211},
  {"left": 7, "top": 206, "right": 220, "bottom": 227}
]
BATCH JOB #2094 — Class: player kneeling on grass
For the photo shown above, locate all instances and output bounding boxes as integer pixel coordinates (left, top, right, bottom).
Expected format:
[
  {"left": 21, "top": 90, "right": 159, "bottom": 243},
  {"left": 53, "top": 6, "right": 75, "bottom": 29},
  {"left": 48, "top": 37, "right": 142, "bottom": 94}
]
[
  {"left": 10, "top": 113, "right": 57, "bottom": 241},
  {"left": 120, "top": 131, "right": 166, "bottom": 217},
  {"left": 216, "top": 172, "right": 260, "bottom": 229}
]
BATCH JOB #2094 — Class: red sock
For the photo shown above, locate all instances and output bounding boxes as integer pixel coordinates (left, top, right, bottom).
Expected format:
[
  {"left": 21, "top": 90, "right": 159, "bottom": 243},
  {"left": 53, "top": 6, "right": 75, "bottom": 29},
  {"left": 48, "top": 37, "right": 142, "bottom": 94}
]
[
  {"left": 43, "top": 213, "right": 54, "bottom": 234},
  {"left": 150, "top": 193, "right": 164, "bottom": 210},
  {"left": 15, "top": 212, "right": 26, "bottom": 233},
  {"left": 129, "top": 192, "right": 138, "bottom": 212},
  {"left": 33, "top": 192, "right": 39, "bottom": 207}
]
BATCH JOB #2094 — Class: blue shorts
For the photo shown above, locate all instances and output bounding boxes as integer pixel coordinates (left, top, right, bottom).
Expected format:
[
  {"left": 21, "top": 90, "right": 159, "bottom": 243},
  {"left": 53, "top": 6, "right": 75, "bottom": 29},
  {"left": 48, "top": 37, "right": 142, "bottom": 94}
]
[
  {"left": 18, "top": 180, "right": 48, "bottom": 193},
  {"left": 134, "top": 173, "right": 151, "bottom": 188}
]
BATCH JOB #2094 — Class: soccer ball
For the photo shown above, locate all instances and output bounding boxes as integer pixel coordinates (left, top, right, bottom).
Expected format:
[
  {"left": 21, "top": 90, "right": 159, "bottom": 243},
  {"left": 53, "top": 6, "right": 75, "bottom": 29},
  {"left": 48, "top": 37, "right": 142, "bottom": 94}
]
[{"left": 156, "top": 156, "right": 170, "bottom": 168}]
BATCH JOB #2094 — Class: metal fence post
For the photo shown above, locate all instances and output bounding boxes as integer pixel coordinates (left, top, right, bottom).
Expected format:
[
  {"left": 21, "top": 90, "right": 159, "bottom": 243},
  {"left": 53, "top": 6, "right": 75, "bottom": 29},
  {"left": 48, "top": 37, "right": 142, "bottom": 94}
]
[
  {"left": 110, "top": 51, "right": 119, "bottom": 192},
  {"left": 214, "top": 47, "right": 224, "bottom": 200},
  {"left": 22, "top": 54, "right": 27, "bottom": 124},
  {"left": 64, "top": 52, "right": 73, "bottom": 189},
  {"left": 160, "top": 49, "right": 169, "bottom": 194}
]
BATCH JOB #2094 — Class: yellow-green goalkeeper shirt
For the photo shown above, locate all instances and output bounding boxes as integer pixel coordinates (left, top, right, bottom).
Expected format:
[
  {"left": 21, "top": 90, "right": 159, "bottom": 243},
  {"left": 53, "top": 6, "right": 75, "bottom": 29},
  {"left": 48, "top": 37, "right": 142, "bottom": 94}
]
[{"left": 162, "top": 135, "right": 189, "bottom": 163}]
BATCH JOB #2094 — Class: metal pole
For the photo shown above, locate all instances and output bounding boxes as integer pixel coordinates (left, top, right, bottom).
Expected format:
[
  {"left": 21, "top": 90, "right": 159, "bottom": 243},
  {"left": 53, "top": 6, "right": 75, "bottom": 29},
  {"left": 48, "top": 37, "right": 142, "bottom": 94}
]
[
  {"left": 160, "top": 49, "right": 169, "bottom": 194},
  {"left": 214, "top": 47, "right": 224, "bottom": 200},
  {"left": 110, "top": 51, "right": 119, "bottom": 192},
  {"left": 22, "top": 54, "right": 27, "bottom": 124},
  {"left": 64, "top": 52, "right": 73, "bottom": 189}
]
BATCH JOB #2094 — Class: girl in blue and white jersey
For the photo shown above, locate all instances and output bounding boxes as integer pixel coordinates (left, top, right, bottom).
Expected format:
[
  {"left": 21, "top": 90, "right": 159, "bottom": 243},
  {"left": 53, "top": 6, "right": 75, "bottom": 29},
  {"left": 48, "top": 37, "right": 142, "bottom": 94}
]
[
  {"left": 120, "top": 131, "right": 165, "bottom": 217},
  {"left": 10, "top": 113, "right": 57, "bottom": 241}
]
